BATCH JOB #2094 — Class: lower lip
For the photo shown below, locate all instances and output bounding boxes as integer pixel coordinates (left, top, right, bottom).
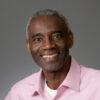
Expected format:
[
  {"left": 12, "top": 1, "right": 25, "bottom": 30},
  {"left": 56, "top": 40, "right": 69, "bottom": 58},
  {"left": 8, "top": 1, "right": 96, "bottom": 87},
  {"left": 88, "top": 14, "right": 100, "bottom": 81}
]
[{"left": 42, "top": 54, "right": 58, "bottom": 62}]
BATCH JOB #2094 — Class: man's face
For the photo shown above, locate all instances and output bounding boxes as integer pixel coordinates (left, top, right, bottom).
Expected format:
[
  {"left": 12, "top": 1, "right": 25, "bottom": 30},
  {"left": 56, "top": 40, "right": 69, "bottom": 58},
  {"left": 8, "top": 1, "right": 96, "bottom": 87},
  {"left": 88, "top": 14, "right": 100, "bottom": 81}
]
[{"left": 26, "top": 15, "right": 72, "bottom": 72}]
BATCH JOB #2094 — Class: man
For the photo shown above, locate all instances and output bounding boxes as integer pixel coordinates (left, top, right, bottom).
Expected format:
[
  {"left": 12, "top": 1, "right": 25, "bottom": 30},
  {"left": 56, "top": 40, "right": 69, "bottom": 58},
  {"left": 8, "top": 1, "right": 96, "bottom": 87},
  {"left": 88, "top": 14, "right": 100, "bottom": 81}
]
[{"left": 5, "top": 9, "right": 100, "bottom": 100}]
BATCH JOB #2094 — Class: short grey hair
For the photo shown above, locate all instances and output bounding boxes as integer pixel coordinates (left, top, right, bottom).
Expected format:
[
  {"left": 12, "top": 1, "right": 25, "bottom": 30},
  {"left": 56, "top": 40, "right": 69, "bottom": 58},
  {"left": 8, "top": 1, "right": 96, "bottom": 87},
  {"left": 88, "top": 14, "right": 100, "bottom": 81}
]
[{"left": 26, "top": 9, "right": 71, "bottom": 40}]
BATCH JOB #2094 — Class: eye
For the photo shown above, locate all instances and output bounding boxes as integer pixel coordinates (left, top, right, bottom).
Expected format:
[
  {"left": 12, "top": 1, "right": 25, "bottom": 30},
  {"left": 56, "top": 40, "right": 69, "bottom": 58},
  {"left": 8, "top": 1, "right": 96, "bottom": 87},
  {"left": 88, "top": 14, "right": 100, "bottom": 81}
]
[
  {"left": 33, "top": 37, "right": 43, "bottom": 43},
  {"left": 53, "top": 33, "right": 63, "bottom": 40}
]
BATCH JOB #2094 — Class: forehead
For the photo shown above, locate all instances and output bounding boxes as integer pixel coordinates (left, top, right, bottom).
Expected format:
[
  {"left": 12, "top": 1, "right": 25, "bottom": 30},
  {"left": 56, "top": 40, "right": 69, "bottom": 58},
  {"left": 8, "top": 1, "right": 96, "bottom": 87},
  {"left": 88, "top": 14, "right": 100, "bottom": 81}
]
[{"left": 28, "top": 15, "right": 67, "bottom": 35}]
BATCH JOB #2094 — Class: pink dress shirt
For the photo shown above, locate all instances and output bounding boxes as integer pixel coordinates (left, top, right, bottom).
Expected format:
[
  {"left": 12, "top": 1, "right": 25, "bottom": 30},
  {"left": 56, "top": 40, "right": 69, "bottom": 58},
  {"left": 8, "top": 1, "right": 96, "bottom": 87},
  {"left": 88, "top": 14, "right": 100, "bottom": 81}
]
[{"left": 5, "top": 57, "right": 100, "bottom": 100}]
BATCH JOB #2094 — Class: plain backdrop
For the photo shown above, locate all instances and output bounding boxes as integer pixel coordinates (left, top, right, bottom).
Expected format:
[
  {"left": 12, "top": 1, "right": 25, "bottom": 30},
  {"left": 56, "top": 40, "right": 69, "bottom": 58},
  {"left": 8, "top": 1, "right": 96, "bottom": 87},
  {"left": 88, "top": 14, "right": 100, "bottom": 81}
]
[{"left": 0, "top": 0, "right": 100, "bottom": 99}]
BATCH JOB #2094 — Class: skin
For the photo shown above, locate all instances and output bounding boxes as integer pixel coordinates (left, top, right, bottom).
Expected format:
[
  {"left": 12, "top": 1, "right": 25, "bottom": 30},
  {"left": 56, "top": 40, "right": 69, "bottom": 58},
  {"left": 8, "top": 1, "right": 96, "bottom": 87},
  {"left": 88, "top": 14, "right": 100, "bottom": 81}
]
[{"left": 26, "top": 15, "right": 73, "bottom": 89}]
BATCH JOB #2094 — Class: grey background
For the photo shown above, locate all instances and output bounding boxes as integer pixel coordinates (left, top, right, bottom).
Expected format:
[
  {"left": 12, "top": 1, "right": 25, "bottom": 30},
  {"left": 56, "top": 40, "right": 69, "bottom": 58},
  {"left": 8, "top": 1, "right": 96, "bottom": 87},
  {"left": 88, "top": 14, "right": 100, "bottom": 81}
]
[{"left": 0, "top": 0, "right": 100, "bottom": 100}]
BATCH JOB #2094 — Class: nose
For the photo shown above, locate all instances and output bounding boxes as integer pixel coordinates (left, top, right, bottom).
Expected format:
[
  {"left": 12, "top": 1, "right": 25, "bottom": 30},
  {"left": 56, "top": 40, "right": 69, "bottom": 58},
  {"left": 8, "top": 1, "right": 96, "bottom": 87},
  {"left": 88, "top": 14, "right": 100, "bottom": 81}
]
[{"left": 42, "top": 38, "right": 55, "bottom": 50}]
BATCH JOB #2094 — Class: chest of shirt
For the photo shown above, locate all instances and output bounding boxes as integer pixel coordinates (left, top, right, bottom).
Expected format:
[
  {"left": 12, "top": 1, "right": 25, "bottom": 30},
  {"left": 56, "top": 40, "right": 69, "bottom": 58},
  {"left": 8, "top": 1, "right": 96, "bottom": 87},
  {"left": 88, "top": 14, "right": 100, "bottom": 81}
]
[{"left": 20, "top": 88, "right": 99, "bottom": 100}]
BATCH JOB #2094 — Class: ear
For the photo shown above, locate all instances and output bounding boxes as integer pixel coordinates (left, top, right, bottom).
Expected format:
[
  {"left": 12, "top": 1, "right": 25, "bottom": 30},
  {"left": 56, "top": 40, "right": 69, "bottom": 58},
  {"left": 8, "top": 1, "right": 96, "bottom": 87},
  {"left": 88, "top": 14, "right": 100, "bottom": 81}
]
[
  {"left": 26, "top": 40, "right": 31, "bottom": 53},
  {"left": 68, "top": 32, "right": 74, "bottom": 49}
]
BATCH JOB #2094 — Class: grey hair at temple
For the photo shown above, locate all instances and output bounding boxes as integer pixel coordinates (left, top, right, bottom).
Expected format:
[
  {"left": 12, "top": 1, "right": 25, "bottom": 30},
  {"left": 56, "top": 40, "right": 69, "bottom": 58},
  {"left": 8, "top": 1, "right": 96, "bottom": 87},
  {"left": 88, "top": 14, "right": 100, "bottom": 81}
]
[{"left": 26, "top": 9, "right": 72, "bottom": 40}]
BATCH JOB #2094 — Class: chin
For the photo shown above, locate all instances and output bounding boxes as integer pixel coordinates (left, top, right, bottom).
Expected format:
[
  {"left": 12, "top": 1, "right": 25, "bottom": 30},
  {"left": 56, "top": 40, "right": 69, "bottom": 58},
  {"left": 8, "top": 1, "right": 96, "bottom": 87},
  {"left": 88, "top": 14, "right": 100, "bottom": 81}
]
[{"left": 42, "top": 64, "right": 63, "bottom": 73}]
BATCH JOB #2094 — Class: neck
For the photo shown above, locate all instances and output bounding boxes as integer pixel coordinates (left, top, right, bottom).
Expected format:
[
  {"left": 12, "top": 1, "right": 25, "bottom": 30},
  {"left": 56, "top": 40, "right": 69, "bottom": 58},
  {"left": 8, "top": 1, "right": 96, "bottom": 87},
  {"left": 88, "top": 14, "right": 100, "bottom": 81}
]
[{"left": 43, "top": 56, "right": 71, "bottom": 89}]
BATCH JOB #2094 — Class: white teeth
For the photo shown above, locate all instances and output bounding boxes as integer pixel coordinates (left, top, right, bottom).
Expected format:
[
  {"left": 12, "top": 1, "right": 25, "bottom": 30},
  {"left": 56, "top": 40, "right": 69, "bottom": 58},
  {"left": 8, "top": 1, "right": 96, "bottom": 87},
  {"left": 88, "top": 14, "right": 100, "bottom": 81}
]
[{"left": 43, "top": 54, "right": 57, "bottom": 58}]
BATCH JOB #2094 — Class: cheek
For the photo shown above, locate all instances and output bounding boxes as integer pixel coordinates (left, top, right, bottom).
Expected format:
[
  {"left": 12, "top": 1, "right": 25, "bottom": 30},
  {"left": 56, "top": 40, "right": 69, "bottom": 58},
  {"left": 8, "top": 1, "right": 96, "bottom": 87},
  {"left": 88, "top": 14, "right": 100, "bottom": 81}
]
[
  {"left": 31, "top": 49, "right": 40, "bottom": 64},
  {"left": 30, "top": 43, "right": 42, "bottom": 59},
  {"left": 56, "top": 40, "right": 68, "bottom": 49},
  {"left": 30, "top": 42, "right": 41, "bottom": 52},
  {"left": 29, "top": 47, "right": 39, "bottom": 60}
]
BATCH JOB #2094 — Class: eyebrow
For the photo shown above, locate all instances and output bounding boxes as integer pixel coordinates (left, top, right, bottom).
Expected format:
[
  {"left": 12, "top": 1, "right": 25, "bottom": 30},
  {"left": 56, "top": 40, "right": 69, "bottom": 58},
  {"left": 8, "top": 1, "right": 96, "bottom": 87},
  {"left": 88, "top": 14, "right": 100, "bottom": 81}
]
[
  {"left": 31, "top": 30, "right": 63, "bottom": 38},
  {"left": 51, "top": 30, "right": 63, "bottom": 34},
  {"left": 32, "top": 33, "right": 42, "bottom": 38}
]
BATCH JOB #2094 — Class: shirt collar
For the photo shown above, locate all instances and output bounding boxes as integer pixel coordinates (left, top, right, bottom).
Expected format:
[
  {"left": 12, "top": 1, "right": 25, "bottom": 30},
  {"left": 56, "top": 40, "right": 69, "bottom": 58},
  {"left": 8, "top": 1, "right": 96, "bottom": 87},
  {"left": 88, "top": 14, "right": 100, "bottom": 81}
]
[
  {"left": 32, "top": 57, "right": 81, "bottom": 96},
  {"left": 60, "top": 57, "right": 81, "bottom": 91}
]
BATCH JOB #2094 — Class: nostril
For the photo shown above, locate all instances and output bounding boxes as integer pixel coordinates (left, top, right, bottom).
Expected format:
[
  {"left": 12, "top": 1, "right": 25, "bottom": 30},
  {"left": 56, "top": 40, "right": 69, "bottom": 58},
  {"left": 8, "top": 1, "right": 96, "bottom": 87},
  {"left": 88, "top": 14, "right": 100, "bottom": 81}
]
[
  {"left": 43, "top": 44, "right": 56, "bottom": 50},
  {"left": 42, "top": 39, "right": 56, "bottom": 50}
]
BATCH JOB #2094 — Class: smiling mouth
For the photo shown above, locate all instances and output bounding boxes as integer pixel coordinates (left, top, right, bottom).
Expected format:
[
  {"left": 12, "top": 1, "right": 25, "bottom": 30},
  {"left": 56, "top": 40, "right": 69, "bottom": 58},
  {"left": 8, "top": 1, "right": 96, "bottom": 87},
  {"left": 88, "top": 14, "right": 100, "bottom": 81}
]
[
  {"left": 42, "top": 54, "right": 58, "bottom": 58},
  {"left": 41, "top": 53, "right": 58, "bottom": 62}
]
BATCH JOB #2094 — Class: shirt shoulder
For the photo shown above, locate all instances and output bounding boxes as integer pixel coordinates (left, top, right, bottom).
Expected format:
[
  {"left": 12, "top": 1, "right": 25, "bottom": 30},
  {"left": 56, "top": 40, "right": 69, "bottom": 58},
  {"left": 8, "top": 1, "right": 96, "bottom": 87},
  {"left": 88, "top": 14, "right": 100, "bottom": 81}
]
[
  {"left": 80, "top": 65, "right": 100, "bottom": 89},
  {"left": 81, "top": 65, "right": 100, "bottom": 80},
  {"left": 5, "top": 71, "right": 40, "bottom": 100},
  {"left": 13, "top": 71, "right": 40, "bottom": 88}
]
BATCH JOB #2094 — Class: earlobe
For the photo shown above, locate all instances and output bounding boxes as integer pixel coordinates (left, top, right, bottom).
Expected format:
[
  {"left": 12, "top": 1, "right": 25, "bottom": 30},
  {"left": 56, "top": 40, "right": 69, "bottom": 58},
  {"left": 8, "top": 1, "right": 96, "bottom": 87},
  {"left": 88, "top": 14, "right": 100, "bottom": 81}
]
[
  {"left": 26, "top": 40, "right": 31, "bottom": 53},
  {"left": 68, "top": 32, "right": 74, "bottom": 49}
]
